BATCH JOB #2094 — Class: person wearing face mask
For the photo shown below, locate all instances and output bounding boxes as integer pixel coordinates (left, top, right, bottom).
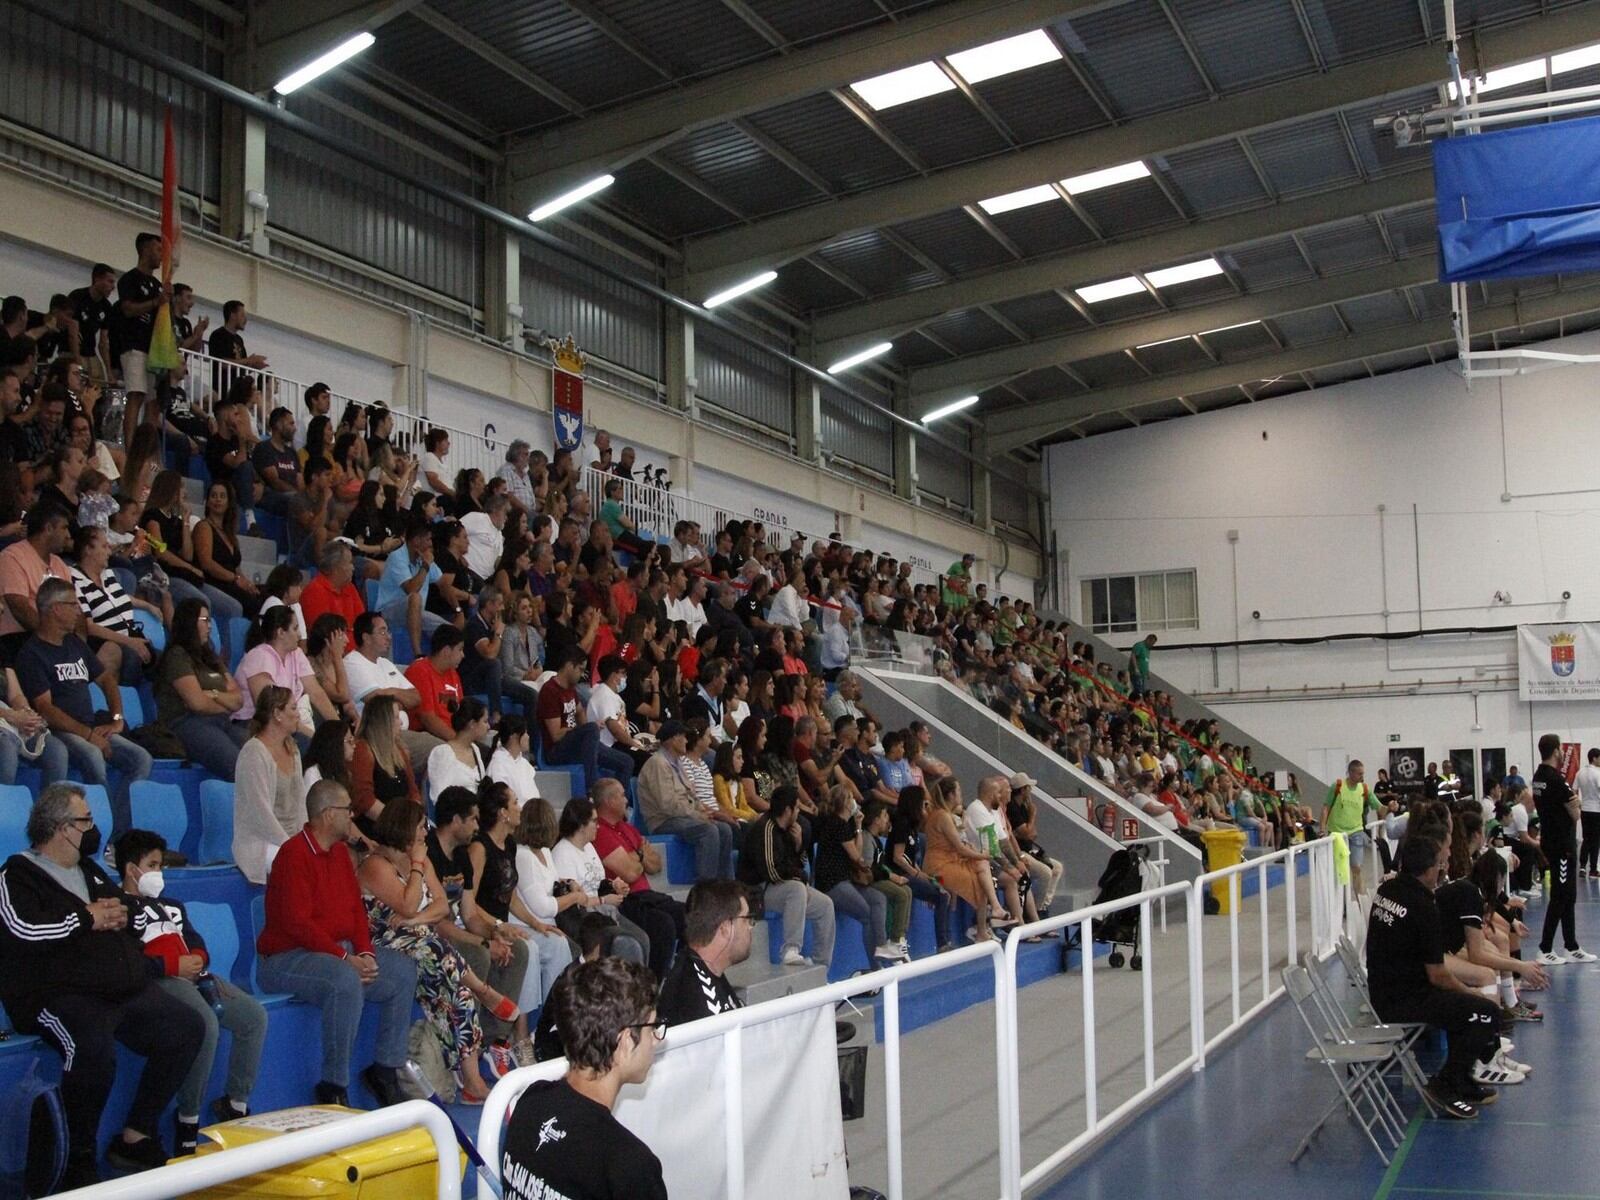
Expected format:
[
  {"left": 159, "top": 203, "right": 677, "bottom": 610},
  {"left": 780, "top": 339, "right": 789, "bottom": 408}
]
[
  {"left": 0, "top": 783, "right": 206, "bottom": 1187},
  {"left": 114, "top": 828, "right": 268, "bottom": 1155}
]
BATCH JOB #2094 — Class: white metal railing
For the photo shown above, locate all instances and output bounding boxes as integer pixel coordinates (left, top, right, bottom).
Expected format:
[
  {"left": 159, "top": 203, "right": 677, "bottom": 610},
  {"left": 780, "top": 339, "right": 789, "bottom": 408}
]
[
  {"left": 58, "top": 1100, "right": 463, "bottom": 1199},
  {"left": 478, "top": 939, "right": 1018, "bottom": 1200}
]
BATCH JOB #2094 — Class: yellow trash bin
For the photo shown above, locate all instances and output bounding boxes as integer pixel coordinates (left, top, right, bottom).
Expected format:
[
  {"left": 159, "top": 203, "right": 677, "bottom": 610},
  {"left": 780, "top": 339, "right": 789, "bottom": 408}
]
[
  {"left": 1201, "top": 829, "right": 1249, "bottom": 915},
  {"left": 187, "top": 1106, "right": 466, "bottom": 1198}
]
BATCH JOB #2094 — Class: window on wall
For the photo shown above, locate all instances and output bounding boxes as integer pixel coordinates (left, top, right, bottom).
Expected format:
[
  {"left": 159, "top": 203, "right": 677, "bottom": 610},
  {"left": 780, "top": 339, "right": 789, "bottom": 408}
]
[{"left": 1080, "top": 570, "right": 1198, "bottom": 633}]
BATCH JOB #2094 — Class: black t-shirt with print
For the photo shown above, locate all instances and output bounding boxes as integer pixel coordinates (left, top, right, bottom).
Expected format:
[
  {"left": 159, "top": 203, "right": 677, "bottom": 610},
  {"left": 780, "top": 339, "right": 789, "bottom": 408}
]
[
  {"left": 501, "top": 1079, "right": 667, "bottom": 1200},
  {"left": 112, "top": 268, "right": 161, "bottom": 358},
  {"left": 1365, "top": 873, "right": 1444, "bottom": 1013},
  {"left": 68, "top": 287, "right": 112, "bottom": 351},
  {"left": 1534, "top": 763, "right": 1577, "bottom": 857},
  {"left": 1433, "top": 878, "right": 1485, "bottom": 956},
  {"left": 657, "top": 949, "right": 743, "bottom": 1028},
  {"left": 208, "top": 327, "right": 247, "bottom": 364}
]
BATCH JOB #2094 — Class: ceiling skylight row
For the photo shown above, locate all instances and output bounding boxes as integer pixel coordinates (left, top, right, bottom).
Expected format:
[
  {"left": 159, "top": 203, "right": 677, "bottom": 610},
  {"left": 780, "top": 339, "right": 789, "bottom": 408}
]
[
  {"left": 978, "top": 160, "right": 1151, "bottom": 214},
  {"left": 850, "top": 29, "right": 1062, "bottom": 110},
  {"left": 1447, "top": 39, "right": 1600, "bottom": 100},
  {"left": 1076, "top": 257, "right": 1225, "bottom": 305}
]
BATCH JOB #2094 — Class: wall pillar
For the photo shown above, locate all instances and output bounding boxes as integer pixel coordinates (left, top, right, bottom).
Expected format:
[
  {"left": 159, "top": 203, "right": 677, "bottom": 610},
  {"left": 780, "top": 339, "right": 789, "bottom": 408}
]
[{"left": 892, "top": 383, "right": 918, "bottom": 503}]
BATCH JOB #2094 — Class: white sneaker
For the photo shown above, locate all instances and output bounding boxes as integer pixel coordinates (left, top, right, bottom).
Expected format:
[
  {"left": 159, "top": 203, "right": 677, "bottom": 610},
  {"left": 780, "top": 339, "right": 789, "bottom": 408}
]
[
  {"left": 1537, "top": 950, "right": 1570, "bottom": 966},
  {"left": 874, "top": 943, "right": 908, "bottom": 962},
  {"left": 1568, "top": 949, "right": 1598, "bottom": 963},
  {"left": 1473, "top": 1060, "right": 1524, "bottom": 1085},
  {"left": 780, "top": 946, "right": 812, "bottom": 967},
  {"left": 895, "top": 938, "right": 910, "bottom": 958},
  {"left": 1497, "top": 1050, "right": 1533, "bottom": 1075}
]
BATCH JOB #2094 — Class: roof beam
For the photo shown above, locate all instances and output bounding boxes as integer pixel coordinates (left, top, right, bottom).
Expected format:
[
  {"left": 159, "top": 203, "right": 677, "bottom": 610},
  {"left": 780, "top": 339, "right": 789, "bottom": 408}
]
[
  {"left": 911, "top": 255, "right": 1438, "bottom": 399},
  {"left": 249, "top": 0, "right": 424, "bottom": 93},
  {"left": 503, "top": 0, "right": 1115, "bottom": 204},
  {"left": 683, "top": 6, "right": 1598, "bottom": 291},
  {"left": 411, "top": 4, "right": 582, "bottom": 114},
  {"left": 811, "top": 170, "right": 1435, "bottom": 357},
  {"left": 985, "top": 283, "right": 1600, "bottom": 452}
]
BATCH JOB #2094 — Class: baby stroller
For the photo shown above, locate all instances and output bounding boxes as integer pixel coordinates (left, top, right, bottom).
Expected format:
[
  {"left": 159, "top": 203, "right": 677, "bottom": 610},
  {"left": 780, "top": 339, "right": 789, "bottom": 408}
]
[{"left": 1092, "top": 844, "right": 1150, "bottom": 970}]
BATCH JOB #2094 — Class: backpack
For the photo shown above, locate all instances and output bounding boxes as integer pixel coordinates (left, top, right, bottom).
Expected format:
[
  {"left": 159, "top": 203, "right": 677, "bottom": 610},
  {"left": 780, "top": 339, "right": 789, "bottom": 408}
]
[{"left": 0, "top": 1059, "right": 68, "bottom": 1197}]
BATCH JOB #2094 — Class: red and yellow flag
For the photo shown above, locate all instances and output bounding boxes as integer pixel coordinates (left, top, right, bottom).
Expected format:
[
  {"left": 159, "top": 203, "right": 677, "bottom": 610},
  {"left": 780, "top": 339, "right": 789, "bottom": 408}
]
[{"left": 147, "top": 105, "right": 181, "bottom": 371}]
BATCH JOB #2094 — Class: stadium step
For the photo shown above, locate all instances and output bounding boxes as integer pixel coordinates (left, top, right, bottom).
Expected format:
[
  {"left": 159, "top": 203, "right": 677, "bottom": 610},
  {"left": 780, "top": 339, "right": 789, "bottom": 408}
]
[{"left": 727, "top": 915, "right": 831, "bottom": 1005}]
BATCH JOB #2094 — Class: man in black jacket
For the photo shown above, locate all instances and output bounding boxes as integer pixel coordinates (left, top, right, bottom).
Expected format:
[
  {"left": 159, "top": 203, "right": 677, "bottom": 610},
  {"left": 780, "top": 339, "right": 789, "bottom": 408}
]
[
  {"left": 0, "top": 784, "right": 205, "bottom": 1186},
  {"left": 736, "top": 785, "right": 835, "bottom": 969},
  {"left": 657, "top": 880, "right": 751, "bottom": 1028}
]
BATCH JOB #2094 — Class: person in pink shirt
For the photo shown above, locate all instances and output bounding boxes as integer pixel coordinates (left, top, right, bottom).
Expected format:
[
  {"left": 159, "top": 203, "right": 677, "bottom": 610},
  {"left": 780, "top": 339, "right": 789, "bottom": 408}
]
[{"left": 232, "top": 606, "right": 338, "bottom": 744}]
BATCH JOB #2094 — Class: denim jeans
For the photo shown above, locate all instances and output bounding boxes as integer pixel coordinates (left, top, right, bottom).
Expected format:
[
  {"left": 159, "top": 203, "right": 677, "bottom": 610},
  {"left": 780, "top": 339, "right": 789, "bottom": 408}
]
[
  {"left": 651, "top": 814, "right": 734, "bottom": 881},
  {"left": 171, "top": 711, "right": 251, "bottom": 782},
  {"left": 763, "top": 879, "right": 835, "bottom": 965},
  {"left": 828, "top": 881, "right": 889, "bottom": 960},
  {"left": 156, "top": 974, "right": 268, "bottom": 1116},
  {"left": 381, "top": 597, "right": 446, "bottom": 654},
  {"left": 256, "top": 943, "right": 418, "bottom": 1087},
  {"left": 462, "top": 656, "right": 503, "bottom": 716},
  {"left": 543, "top": 722, "right": 634, "bottom": 795},
  {"left": 0, "top": 727, "right": 69, "bottom": 786},
  {"left": 55, "top": 730, "right": 153, "bottom": 835}
]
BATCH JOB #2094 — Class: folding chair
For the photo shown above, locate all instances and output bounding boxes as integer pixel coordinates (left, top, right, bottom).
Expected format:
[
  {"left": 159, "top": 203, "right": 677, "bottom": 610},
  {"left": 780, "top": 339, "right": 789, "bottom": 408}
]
[
  {"left": 1282, "top": 965, "right": 1410, "bottom": 1165},
  {"left": 1301, "top": 951, "right": 1438, "bottom": 1116}
]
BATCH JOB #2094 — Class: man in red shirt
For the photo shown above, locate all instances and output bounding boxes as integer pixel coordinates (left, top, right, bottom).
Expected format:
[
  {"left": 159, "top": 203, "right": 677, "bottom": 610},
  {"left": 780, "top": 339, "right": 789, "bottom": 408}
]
[
  {"left": 538, "top": 649, "right": 633, "bottom": 794},
  {"left": 592, "top": 777, "right": 687, "bottom": 979},
  {"left": 255, "top": 779, "right": 418, "bottom": 1108},
  {"left": 404, "top": 624, "right": 465, "bottom": 741},
  {"left": 300, "top": 542, "right": 366, "bottom": 633}
]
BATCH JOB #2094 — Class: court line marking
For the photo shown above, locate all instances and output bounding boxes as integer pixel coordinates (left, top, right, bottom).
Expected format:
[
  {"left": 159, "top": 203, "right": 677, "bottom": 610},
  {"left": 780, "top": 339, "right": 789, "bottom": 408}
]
[{"left": 1372, "top": 1116, "right": 1423, "bottom": 1200}]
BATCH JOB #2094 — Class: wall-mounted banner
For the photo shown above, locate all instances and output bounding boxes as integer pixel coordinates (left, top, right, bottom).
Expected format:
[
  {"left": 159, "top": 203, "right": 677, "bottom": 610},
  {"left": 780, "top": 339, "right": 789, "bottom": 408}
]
[
  {"left": 548, "top": 333, "right": 586, "bottom": 451},
  {"left": 1518, "top": 623, "right": 1600, "bottom": 700}
]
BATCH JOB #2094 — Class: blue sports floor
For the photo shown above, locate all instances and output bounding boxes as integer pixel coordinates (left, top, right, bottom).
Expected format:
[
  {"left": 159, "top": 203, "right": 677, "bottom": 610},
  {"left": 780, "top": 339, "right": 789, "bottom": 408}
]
[{"left": 1040, "top": 889, "right": 1600, "bottom": 1200}]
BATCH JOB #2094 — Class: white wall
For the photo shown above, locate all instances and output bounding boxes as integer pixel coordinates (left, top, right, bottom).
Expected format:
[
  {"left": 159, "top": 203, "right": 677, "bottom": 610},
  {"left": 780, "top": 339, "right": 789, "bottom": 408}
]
[{"left": 1047, "top": 328, "right": 1600, "bottom": 777}]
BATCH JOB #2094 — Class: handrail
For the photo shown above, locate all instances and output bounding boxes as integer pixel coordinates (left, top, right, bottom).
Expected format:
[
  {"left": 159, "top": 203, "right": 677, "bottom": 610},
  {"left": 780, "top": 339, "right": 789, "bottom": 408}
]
[{"left": 57, "top": 1100, "right": 463, "bottom": 1199}]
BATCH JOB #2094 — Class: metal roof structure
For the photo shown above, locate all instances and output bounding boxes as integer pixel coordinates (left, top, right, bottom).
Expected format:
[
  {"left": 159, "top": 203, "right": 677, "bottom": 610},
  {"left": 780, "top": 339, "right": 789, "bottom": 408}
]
[{"left": 247, "top": 0, "right": 1600, "bottom": 449}]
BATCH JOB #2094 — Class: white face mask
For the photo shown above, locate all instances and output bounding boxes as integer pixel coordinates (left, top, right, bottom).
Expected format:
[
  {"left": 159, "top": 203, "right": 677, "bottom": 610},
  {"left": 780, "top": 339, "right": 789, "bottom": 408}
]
[{"left": 136, "top": 868, "right": 165, "bottom": 899}]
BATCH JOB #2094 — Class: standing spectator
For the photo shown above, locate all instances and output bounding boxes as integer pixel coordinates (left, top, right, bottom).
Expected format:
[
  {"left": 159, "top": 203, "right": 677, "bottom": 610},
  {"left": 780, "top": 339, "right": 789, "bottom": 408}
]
[
  {"left": 500, "top": 958, "right": 668, "bottom": 1200},
  {"left": 736, "top": 785, "right": 836, "bottom": 969},
  {"left": 112, "top": 232, "right": 167, "bottom": 448},
  {"left": 462, "top": 493, "right": 508, "bottom": 582},
  {"left": 255, "top": 779, "right": 420, "bottom": 1108},
  {"left": 1322, "top": 759, "right": 1377, "bottom": 896},
  {"left": 232, "top": 686, "right": 307, "bottom": 885},
  {"left": 638, "top": 720, "right": 734, "bottom": 881},
  {"left": 155, "top": 599, "right": 250, "bottom": 782},
  {"left": 17, "top": 578, "right": 152, "bottom": 835},
  {"left": 1128, "top": 633, "right": 1156, "bottom": 697},
  {"left": 539, "top": 649, "right": 634, "bottom": 794},
  {"left": 113, "top": 829, "right": 268, "bottom": 1155},
  {"left": 656, "top": 880, "right": 752, "bottom": 1027},
  {"left": 1577, "top": 747, "right": 1600, "bottom": 879},
  {"left": 67, "top": 262, "right": 116, "bottom": 378},
  {"left": 420, "top": 428, "right": 452, "bottom": 499},
  {"left": 0, "top": 784, "right": 205, "bottom": 1186},
  {"left": 1534, "top": 732, "right": 1595, "bottom": 964},
  {"left": 592, "top": 777, "right": 689, "bottom": 981}
]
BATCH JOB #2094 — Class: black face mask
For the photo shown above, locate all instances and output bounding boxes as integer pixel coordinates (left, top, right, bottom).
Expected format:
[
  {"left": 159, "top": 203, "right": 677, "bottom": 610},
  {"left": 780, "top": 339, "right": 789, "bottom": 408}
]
[{"left": 76, "top": 823, "right": 101, "bottom": 860}]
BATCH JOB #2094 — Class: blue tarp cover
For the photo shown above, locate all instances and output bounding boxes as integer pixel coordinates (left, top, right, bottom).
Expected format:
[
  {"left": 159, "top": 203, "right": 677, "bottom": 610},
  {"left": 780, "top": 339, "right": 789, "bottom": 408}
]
[{"left": 1433, "top": 112, "right": 1600, "bottom": 282}]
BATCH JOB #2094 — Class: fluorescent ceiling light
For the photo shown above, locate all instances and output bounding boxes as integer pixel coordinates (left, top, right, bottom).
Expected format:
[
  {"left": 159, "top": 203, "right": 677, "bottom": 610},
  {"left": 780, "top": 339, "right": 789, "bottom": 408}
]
[
  {"left": 851, "top": 62, "right": 956, "bottom": 110},
  {"left": 1135, "top": 334, "right": 1195, "bottom": 350},
  {"left": 274, "top": 32, "right": 376, "bottom": 95},
  {"left": 528, "top": 174, "right": 615, "bottom": 222},
  {"left": 827, "top": 341, "right": 893, "bottom": 374},
  {"left": 1062, "top": 160, "right": 1150, "bottom": 195},
  {"left": 922, "top": 395, "right": 980, "bottom": 423},
  {"left": 1075, "top": 276, "right": 1145, "bottom": 304},
  {"left": 1199, "top": 320, "right": 1262, "bottom": 336},
  {"left": 1146, "top": 257, "right": 1225, "bottom": 289},
  {"left": 947, "top": 30, "right": 1062, "bottom": 84},
  {"left": 1552, "top": 42, "right": 1600, "bottom": 74},
  {"left": 978, "top": 184, "right": 1059, "bottom": 215},
  {"left": 703, "top": 270, "right": 778, "bottom": 309}
]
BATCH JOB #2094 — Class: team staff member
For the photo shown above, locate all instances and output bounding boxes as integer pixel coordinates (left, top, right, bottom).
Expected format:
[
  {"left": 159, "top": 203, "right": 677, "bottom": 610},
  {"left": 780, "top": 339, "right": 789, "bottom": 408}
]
[
  {"left": 501, "top": 957, "right": 668, "bottom": 1200},
  {"left": 1533, "top": 733, "right": 1597, "bottom": 965},
  {"left": 1365, "top": 831, "right": 1501, "bottom": 1119},
  {"left": 656, "top": 880, "right": 752, "bottom": 1027}
]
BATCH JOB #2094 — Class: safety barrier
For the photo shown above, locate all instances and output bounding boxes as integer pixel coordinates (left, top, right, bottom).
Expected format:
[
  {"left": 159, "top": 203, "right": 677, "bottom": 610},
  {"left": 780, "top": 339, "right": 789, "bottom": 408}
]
[{"left": 58, "top": 1100, "right": 463, "bottom": 1200}]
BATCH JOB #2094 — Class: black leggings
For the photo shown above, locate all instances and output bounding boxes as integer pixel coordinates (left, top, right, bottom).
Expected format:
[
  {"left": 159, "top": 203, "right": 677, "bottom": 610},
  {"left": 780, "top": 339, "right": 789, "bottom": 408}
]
[
  {"left": 1581, "top": 813, "right": 1600, "bottom": 875},
  {"left": 1541, "top": 851, "right": 1579, "bottom": 954},
  {"left": 1377, "top": 987, "right": 1500, "bottom": 1089}
]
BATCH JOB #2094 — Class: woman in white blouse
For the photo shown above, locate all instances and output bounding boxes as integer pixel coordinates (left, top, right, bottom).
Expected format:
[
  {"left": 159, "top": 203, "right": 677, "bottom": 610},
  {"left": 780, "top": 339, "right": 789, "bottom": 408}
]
[
  {"left": 485, "top": 716, "right": 539, "bottom": 804},
  {"left": 505, "top": 797, "right": 580, "bottom": 1014},
  {"left": 232, "top": 686, "right": 307, "bottom": 885},
  {"left": 426, "top": 698, "right": 489, "bottom": 809},
  {"left": 547, "top": 796, "right": 648, "bottom": 966}
]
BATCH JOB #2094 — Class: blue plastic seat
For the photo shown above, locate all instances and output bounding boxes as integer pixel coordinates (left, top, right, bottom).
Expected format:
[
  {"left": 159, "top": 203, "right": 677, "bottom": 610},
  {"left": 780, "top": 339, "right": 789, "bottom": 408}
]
[
  {"left": 130, "top": 608, "right": 166, "bottom": 653},
  {"left": 131, "top": 780, "right": 188, "bottom": 850},
  {"left": 228, "top": 617, "right": 252, "bottom": 673},
  {"left": 0, "top": 784, "right": 31, "bottom": 853},
  {"left": 198, "top": 779, "right": 235, "bottom": 866},
  {"left": 80, "top": 784, "right": 113, "bottom": 835},
  {"left": 186, "top": 900, "right": 240, "bottom": 981}
]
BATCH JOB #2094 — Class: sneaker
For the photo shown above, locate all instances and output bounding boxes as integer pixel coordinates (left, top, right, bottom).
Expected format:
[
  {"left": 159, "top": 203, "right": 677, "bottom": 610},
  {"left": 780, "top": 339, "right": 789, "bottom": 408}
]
[
  {"left": 873, "top": 943, "right": 908, "bottom": 962},
  {"left": 361, "top": 1064, "right": 402, "bottom": 1108},
  {"left": 895, "top": 938, "right": 910, "bottom": 957},
  {"left": 1496, "top": 1050, "right": 1533, "bottom": 1076},
  {"left": 107, "top": 1134, "right": 169, "bottom": 1173},
  {"left": 211, "top": 1097, "right": 247, "bottom": 1124},
  {"left": 1458, "top": 1080, "right": 1498, "bottom": 1106},
  {"left": 1473, "top": 1061, "right": 1524, "bottom": 1086},
  {"left": 780, "top": 946, "right": 811, "bottom": 967},
  {"left": 483, "top": 1039, "right": 517, "bottom": 1081},
  {"left": 1423, "top": 1080, "right": 1478, "bottom": 1120},
  {"left": 313, "top": 1081, "right": 349, "bottom": 1107},
  {"left": 512, "top": 1039, "right": 535, "bottom": 1069},
  {"left": 173, "top": 1118, "right": 199, "bottom": 1157},
  {"left": 1568, "top": 949, "right": 1598, "bottom": 962},
  {"left": 1505, "top": 1001, "right": 1543, "bottom": 1022},
  {"left": 1537, "top": 950, "right": 1570, "bottom": 966}
]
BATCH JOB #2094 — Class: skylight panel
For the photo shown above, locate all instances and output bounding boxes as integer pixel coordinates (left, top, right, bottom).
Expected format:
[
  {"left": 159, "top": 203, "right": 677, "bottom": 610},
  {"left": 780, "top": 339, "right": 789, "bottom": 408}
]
[
  {"left": 1145, "top": 258, "right": 1225, "bottom": 289},
  {"left": 1062, "top": 160, "right": 1150, "bottom": 195},
  {"left": 978, "top": 184, "right": 1059, "bottom": 215},
  {"left": 850, "top": 62, "right": 956, "bottom": 110},
  {"left": 1076, "top": 276, "right": 1146, "bottom": 304},
  {"left": 1448, "top": 57, "right": 1546, "bottom": 99},
  {"left": 947, "top": 30, "right": 1062, "bottom": 85},
  {"left": 1552, "top": 43, "right": 1600, "bottom": 75}
]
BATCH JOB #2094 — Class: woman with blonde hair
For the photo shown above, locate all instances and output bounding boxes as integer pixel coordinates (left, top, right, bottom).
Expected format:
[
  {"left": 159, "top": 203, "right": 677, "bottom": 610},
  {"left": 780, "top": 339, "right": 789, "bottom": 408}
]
[
  {"left": 921, "top": 775, "right": 1008, "bottom": 942},
  {"left": 351, "top": 693, "right": 420, "bottom": 831}
]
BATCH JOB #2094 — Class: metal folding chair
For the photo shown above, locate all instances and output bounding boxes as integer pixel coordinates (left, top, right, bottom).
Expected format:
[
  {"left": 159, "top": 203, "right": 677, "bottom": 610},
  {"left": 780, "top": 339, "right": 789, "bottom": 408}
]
[
  {"left": 1301, "top": 952, "right": 1439, "bottom": 1116},
  {"left": 1282, "top": 965, "right": 1410, "bottom": 1165}
]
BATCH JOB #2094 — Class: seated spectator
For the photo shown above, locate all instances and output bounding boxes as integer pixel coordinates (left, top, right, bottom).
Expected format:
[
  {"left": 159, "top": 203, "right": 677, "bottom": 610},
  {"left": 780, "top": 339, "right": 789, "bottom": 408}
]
[
  {"left": 256, "top": 779, "right": 419, "bottom": 1108},
  {"left": 501, "top": 958, "right": 667, "bottom": 1200},
  {"left": 926, "top": 776, "right": 1007, "bottom": 942},
  {"left": 639, "top": 720, "right": 734, "bottom": 882},
  {"left": 736, "top": 785, "right": 837, "bottom": 969},
  {"left": 549, "top": 796, "right": 650, "bottom": 966},
  {"left": 113, "top": 829, "right": 268, "bottom": 1154},
  {"left": 819, "top": 605, "right": 852, "bottom": 680},
  {"left": 70, "top": 523, "right": 157, "bottom": 684},
  {"left": 486, "top": 716, "right": 540, "bottom": 803},
  {"left": 428, "top": 698, "right": 490, "bottom": 808},
  {"left": 836, "top": 715, "right": 896, "bottom": 805},
  {"left": 539, "top": 649, "right": 635, "bottom": 794},
  {"left": 344, "top": 611, "right": 440, "bottom": 766},
  {"left": 285, "top": 460, "right": 337, "bottom": 569},
  {"left": 0, "top": 662, "right": 69, "bottom": 786},
  {"left": 680, "top": 657, "right": 727, "bottom": 736},
  {"left": 497, "top": 794, "right": 583, "bottom": 1016},
  {"left": 453, "top": 468, "right": 486, "bottom": 517},
  {"left": 251, "top": 406, "right": 300, "bottom": 518},
  {"left": 0, "top": 505, "right": 73, "bottom": 661},
  {"left": 420, "top": 428, "right": 452, "bottom": 498},
  {"left": 862, "top": 801, "right": 913, "bottom": 959},
  {"left": 258, "top": 564, "right": 308, "bottom": 644},
  {"left": 0, "top": 784, "right": 205, "bottom": 1186},
  {"left": 712, "top": 740, "right": 759, "bottom": 822},
  {"left": 307, "top": 613, "right": 360, "bottom": 722},
  {"left": 656, "top": 879, "right": 753, "bottom": 1027},
  {"left": 233, "top": 606, "right": 338, "bottom": 744},
  {"left": 588, "top": 653, "right": 649, "bottom": 768},
  {"left": 462, "top": 493, "right": 507, "bottom": 582},
  {"left": 1008, "top": 779, "right": 1062, "bottom": 915},
  {"left": 233, "top": 685, "right": 307, "bottom": 885},
  {"left": 496, "top": 439, "right": 535, "bottom": 515},
  {"left": 351, "top": 694, "right": 422, "bottom": 832},
  {"left": 500, "top": 591, "right": 545, "bottom": 711},
  {"left": 592, "top": 777, "right": 689, "bottom": 980},
  {"left": 377, "top": 517, "right": 445, "bottom": 662},
  {"left": 814, "top": 784, "right": 902, "bottom": 964},
  {"left": 405, "top": 624, "right": 467, "bottom": 743},
  {"left": 428, "top": 519, "right": 479, "bottom": 630},
  {"left": 876, "top": 729, "right": 915, "bottom": 794},
  {"left": 303, "top": 717, "right": 354, "bottom": 791},
  {"left": 342, "top": 481, "right": 402, "bottom": 561},
  {"left": 155, "top": 599, "right": 250, "bottom": 781},
  {"left": 143, "top": 470, "right": 246, "bottom": 643},
  {"left": 191, "top": 481, "right": 260, "bottom": 617},
  {"left": 17, "top": 577, "right": 152, "bottom": 834},
  {"left": 462, "top": 585, "right": 505, "bottom": 716}
]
